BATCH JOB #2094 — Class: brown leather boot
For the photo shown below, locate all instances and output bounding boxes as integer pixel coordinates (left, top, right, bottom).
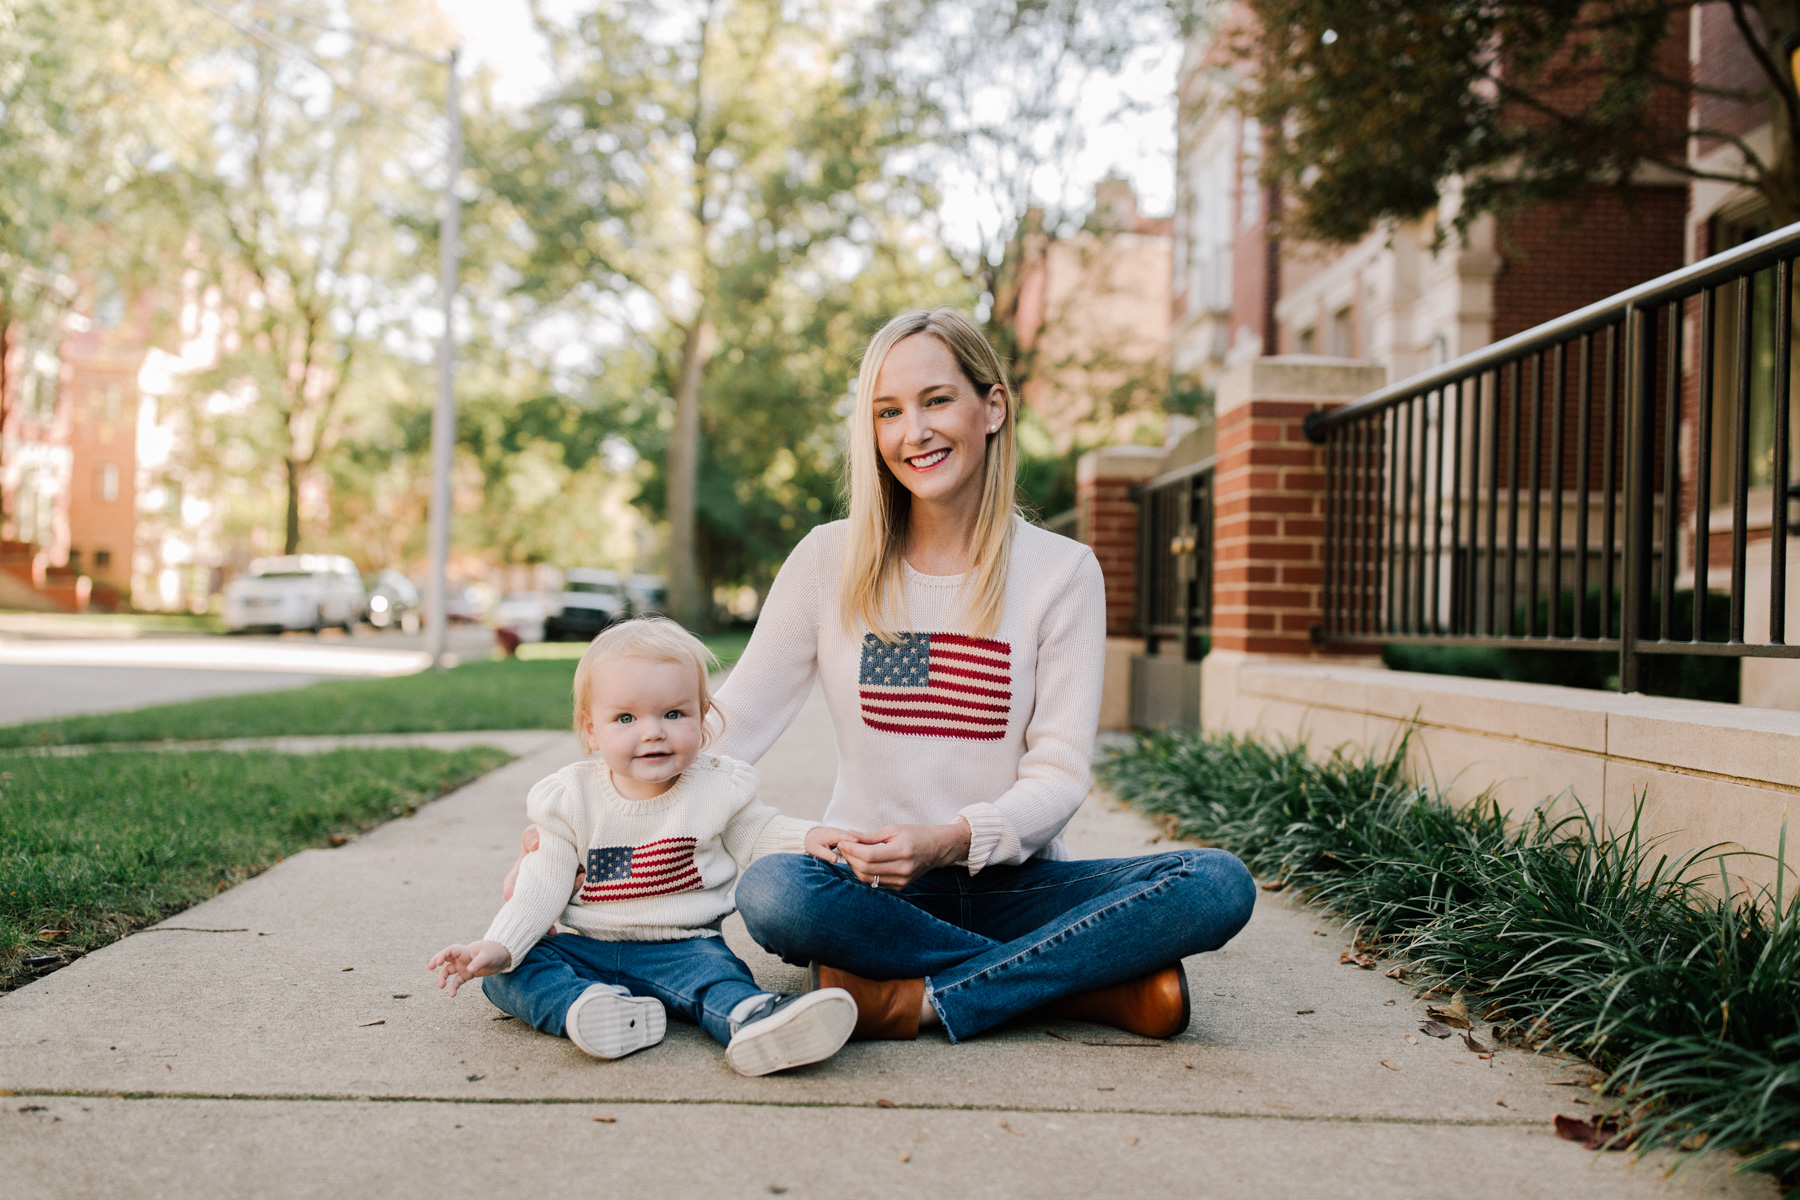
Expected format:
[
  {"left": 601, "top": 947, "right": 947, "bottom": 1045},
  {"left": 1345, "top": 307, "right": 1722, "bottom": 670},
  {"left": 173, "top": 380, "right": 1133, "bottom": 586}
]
[
  {"left": 810, "top": 964, "right": 923, "bottom": 1040},
  {"left": 1041, "top": 964, "right": 1191, "bottom": 1039}
]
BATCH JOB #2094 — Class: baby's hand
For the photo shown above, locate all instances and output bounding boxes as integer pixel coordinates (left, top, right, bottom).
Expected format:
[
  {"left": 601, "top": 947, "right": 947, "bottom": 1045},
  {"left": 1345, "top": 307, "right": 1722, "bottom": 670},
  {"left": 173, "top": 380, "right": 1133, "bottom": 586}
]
[
  {"left": 428, "top": 940, "right": 510, "bottom": 997},
  {"left": 805, "top": 826, "right": 858, "bottom": 865}
]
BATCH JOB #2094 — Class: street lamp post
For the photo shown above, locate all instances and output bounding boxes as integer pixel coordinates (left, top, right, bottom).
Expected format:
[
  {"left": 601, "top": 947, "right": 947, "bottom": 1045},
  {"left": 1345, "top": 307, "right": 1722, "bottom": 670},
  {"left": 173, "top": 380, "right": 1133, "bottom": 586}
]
[{"left": 425, "top": 47, "right": 462, "bottom": 668}]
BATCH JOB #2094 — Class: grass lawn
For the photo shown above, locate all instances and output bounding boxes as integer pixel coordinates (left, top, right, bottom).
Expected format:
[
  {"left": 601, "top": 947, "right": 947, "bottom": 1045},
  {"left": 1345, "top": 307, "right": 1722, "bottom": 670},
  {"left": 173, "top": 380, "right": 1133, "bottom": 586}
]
[
  {"left": 0, "top": 745, "right": 511, "bottom": 992},
  {"left": 0, "top": 630, "right": 757, "bottom": 749}
]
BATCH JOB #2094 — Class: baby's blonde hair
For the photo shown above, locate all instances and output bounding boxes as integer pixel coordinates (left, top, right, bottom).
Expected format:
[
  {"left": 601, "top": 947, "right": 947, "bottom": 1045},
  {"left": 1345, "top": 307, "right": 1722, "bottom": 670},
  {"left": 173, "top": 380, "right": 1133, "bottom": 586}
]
[{"left": 572, "top": 616, "right": 720, "bottom": 753}]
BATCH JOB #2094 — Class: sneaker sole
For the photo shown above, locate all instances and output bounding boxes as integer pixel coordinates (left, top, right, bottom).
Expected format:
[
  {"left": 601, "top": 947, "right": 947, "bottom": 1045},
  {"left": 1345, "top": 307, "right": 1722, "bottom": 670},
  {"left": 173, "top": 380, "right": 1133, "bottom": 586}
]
[
  {"left": 568, "top": 990, "right": 666, "bottom": 1060},
  {"left": 725, "top": 989, "right": 858, "bottom": 1077}
]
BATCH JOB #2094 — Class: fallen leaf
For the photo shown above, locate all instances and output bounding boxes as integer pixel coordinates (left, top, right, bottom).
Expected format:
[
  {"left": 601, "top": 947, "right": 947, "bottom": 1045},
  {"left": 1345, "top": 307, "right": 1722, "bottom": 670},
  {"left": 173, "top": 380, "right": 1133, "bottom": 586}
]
[
  {"left": 36, "top": 929, "right": 68, "bottom": 941},
  {"left": 876, "top": 1099, "right": 896, "bottom": 1109},
  {"left": 358, "top": 1020, "right": 385, "bottom": 1028},
  {"left": 1096, "top": 1086, "right": 1115, "bottom": 1091},
  {"left": 1259, "top": 880, "right": 1287, "bottom": 892},
  {"left": 341, "top": 967, "right": 354, "bottom": 973},
  {"left": 1265, "top": 1102, "right": 1292, "bottom": 1110},
  {"left": 593, "top": 1117, "right": 616, "bottom": 1124},
  {"left": 466, "top": 1074, "right": 484, "bottom": 1082},
  {"left": 1183, "top": 1062, "right": 1193, "bottom": 1069},
  {"left": 490, "top": 1015, "right": 514, "bottom": 1022},
  {"left": 18, "top": 1104, "right": 47, "bottom": 1113},
  {"left": 1384, "top": 965, "right": 1406, "bottom": 980},
  {"left": 1419, "top": 1021, "right": 1455, "bottom": 1039},
  {"left": 1126, "top": 1137, "right": 1139, "bottom": 1146},
  {"left": 1337, "top": 950, "right": 1377, "bottom": 969},
  {"left": 0, "top": 1090, "right": 14, "bottom": 1097},
  {"left": 1496, "top": 1100, "right": 1511, "bottom": 1109},
  {"left": 1426, "top": 995, "right": 1472, "bottom": 1029},
  {"left": 1383, "top": 999, "right": 1395, "bottom": 1006},
  {"left": 328, "top": 833, "right": 348, "bottom": 847},
  {"left": 1044, "top": 1029, "right": 1072, "bottom": 1041},
  {"left": 898, "top": 1152, "right": 911, "bottom": 1163},
  {"left": 1681, "top": 1131, "right": 1710, "bottom": 1151},
  {"left": 1462, "top": 1032, "right": 1489, "bottom": 1054},
  {"left": 1404, "top": 1034, "right": 1418, "bottom": 1045},
  {"left": 1295, "top": 1009, "right": 1315, "bottom": 1015},
  {"left": 392, "top": 994, "right": 410, "bottom": 999},
  {"left": 1379, "top": 1059, "right": 1399, "bottom": 1071},
  {"left": 1552, "top": 1113, "right": 1635, "bottom": 1151},
  {"left": 999, "top": 1121, "right": 1024, "bottom": 1136},
  {"left": 769, "top": 1188, "right": 788, "bottom": 1196}
]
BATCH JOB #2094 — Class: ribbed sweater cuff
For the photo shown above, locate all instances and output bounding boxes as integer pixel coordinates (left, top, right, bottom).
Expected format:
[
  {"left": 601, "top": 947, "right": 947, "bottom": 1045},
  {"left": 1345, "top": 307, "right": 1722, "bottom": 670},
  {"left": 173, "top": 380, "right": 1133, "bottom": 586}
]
[
  {"left": 957, "top": 803, "right": 1016, "bottom": 874},
  {"left": 752, "top": 815, "right": 817, "bottom": 862}
]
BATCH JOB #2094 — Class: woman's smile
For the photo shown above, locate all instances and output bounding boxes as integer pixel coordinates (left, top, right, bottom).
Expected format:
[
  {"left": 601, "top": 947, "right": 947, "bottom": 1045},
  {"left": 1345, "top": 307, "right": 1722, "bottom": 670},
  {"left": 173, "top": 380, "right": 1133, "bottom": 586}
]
[{"left": 906, "top": 447, "right": 950, "bottom": 470}]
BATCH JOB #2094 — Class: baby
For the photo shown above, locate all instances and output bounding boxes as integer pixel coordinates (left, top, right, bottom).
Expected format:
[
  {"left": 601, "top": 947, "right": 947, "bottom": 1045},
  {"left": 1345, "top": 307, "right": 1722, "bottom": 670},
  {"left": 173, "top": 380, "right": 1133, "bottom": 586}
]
[{"left": 428, "top": 616, "right": 857, "bottom": 1076}]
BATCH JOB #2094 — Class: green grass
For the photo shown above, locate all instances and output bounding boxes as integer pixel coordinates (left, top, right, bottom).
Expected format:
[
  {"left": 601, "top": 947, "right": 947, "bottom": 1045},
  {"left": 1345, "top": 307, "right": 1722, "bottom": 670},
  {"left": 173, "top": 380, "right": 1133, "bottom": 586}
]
[
  {"left": 1098, "top": 730, "right": 1800, "bottom": 1190},
  {"left": 0, "top": 629, "right": 759, "bottom": 748},
  {"left": 0, "top": 745, "right": 511, "bottom": 992},
  {"left": 0, "top": 657, "right": 581, "bottom": 748}
]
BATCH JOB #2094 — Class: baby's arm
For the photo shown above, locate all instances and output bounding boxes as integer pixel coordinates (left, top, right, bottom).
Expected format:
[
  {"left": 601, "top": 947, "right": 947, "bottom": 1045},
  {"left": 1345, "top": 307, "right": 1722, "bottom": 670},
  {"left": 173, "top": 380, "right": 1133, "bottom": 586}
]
[{"left": 428, "top": 941, "right": 510, "bottom": 997}]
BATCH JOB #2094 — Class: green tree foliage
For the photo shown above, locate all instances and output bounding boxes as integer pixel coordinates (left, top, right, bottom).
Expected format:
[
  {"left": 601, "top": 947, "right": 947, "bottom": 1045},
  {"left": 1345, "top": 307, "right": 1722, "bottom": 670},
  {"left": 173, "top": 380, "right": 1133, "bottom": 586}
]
[
  {"left": 474, "top": 0, "right": 970, "bottom": 615},
  {"left": 1239, "top": 1, "right": 1800, "bottom": 242},
  {"left": 167, "top": 0, "right": 451, "bottom": 555}
]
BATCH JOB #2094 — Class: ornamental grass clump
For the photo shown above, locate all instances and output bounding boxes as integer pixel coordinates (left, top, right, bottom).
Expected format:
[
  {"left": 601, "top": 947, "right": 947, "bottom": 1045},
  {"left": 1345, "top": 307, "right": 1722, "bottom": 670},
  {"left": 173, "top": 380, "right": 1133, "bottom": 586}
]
[{"left": 1097, "top": 729, "right": 1800, "bottom": 1187}]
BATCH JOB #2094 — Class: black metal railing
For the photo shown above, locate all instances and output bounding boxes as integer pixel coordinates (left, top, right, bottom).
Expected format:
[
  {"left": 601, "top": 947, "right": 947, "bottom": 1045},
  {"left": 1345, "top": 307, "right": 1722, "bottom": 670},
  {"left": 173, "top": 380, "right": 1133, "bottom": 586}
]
[
  {"left": 1306, "top": 220, "right": 1800, "bottom": 691},
  {"left": 1135, "top": 458, "right": 1212, "bottom": 660}
]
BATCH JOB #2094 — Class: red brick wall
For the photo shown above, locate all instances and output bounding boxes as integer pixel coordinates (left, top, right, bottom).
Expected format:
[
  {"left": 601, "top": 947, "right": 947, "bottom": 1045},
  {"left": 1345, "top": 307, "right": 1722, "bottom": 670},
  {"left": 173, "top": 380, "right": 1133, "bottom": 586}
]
[
  {"left": 1211, "top": 400, "right": 1333, "bottom": 654},
  {"left": 1077, "top": 476, "right": 1141, "bottom": 637}
]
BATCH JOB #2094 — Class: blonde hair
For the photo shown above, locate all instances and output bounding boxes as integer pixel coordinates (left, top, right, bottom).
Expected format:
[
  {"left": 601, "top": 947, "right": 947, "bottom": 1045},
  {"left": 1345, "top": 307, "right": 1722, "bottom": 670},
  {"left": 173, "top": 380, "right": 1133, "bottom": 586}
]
[
  {"left": 843, "top": 307, "right": 1019, "bottom": 641},
  {"left": 571, "top": 616, "right": 720, "bottom": 753}
]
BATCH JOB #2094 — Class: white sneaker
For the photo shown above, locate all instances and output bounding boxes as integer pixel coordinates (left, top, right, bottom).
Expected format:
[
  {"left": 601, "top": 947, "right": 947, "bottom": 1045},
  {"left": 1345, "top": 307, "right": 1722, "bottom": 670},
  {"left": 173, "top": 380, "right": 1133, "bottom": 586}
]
[
  {"left": 723, "top": 988, "right": 858, "bottom": 1077},
  {"left": 565, "top": 984, "right": 666, "bottom": 1060}
]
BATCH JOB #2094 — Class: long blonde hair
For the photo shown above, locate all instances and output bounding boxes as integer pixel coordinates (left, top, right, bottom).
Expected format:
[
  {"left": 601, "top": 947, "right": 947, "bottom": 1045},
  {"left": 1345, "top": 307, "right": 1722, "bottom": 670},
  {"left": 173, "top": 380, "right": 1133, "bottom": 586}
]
[{"left": 842, "top": 308, "right": 1019, "bottom": 641}]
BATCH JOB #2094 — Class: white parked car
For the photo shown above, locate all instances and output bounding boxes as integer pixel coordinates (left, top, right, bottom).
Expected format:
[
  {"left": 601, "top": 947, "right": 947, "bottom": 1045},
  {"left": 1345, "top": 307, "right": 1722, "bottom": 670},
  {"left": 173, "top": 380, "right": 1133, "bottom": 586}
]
[
  {"left": 625, "top": 573, "right": 668, "bottom": 617},
  {"left": 545, "top": 567, "right": 628, "bottom": 641},
  {"left": 491, "top": 591, "right": 550, "bottom": 643},
  {"left": 222, "top": 555, "right": 367, "bottom": 634}
]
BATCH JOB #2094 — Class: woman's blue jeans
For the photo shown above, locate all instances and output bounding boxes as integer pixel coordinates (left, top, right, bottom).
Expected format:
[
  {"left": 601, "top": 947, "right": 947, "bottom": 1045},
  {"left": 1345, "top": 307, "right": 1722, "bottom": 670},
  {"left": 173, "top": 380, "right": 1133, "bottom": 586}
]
[
  {"left": 734, "top": 848, "right": 1256, "bottom": 1043},
  {"left": 481, "top": 933, "right": 766, "bottom": 1048}
]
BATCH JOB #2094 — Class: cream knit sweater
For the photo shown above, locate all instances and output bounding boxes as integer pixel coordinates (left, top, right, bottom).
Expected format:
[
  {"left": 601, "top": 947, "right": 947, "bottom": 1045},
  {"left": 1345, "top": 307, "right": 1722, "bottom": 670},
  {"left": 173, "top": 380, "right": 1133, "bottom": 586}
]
[
  {"left": 713, "top": 517, "right": 1106, "bottom": 871},
  {"left": 483, "top": 754, "right": 814, "bottom": 969}
]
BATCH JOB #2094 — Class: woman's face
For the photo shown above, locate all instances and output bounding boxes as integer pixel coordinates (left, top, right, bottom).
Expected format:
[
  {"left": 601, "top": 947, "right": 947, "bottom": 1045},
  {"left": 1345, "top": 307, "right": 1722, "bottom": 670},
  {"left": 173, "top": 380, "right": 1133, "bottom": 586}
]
[{"left": 871, "top": 333, "right": 1005, "bottom": 512}]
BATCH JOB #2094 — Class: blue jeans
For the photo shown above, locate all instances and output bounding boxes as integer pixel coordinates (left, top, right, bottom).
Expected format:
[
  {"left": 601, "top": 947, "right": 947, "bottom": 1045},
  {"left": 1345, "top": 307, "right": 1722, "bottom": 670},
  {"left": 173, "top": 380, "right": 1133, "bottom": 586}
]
[
  {"left": 481, "top": 934, "right": 767, "bottom": 1047},
  {"left": 735, "top": 849, "right": 1255, "bottom": 1044}
]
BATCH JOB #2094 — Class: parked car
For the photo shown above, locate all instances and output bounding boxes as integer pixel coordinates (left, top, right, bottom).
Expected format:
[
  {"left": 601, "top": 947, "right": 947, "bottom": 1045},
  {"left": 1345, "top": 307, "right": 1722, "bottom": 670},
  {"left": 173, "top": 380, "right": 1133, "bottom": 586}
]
[
  {"left": 545, "top": 567, "right": 628, "bottom": 641},
  {"left": 364, "top": 568, "right": 420, "bottom": 632},
  {"left": 625, "top": 573, "right": 668, "bottom": 617},
  {"left": 222, "top": 555, "right": 366, "bottom": 634},
  {"left": 491, "top": 591, "right": 550, "bottom": 644},
  {"left": 444, "top": 584, "right": 495, "bottom": 624}
]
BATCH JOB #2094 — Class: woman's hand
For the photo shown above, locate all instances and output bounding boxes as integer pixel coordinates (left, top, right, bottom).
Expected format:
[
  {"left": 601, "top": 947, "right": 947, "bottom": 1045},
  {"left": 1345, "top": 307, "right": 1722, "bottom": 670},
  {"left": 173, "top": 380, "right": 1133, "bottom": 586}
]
[
  {"left": 836, "top": 819, "right": 972, "bottom": 891},
  {"left": 428, "top": 940, "right": 510, "bottom": 997},
  {"left": 803, "top": 825, "right": 856, "bottom": 864}
]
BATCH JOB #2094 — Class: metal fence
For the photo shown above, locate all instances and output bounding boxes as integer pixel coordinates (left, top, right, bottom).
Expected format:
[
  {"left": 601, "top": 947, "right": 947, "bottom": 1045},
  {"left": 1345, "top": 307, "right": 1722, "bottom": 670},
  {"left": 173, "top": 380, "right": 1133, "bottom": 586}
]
[
  {"left": 1135, "top": 458, "right": 1212, "bottom": 660},
  {"left": 1305, "top": 220, "right": 1800, "bottom": 691}
]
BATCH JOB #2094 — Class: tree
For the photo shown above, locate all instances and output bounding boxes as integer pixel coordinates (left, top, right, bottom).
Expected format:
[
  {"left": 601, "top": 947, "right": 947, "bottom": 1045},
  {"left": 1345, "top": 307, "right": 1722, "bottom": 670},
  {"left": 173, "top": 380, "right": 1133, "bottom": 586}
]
[
  {"left": 170, "top": 0, "right": 450, "bottom": 555},
  {"left": 1236, "top": 1, "right": 1798, "bottom": 243},
  {"left": 0, "top": 0, "right": 208, "bottom": 522},
  {"left": 479, "top": 0, "right": 960, "bottom": 624}
]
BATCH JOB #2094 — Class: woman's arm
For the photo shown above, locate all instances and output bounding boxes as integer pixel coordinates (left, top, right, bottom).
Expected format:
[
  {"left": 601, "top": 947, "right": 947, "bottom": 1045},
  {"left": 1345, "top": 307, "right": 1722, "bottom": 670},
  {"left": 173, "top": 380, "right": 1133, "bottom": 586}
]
[
  {"left": 708, "top": 529, "right": 824, "bottom": 765},
  {"left": 955, "top": 549, "right": 1107, "bottom": 870}
]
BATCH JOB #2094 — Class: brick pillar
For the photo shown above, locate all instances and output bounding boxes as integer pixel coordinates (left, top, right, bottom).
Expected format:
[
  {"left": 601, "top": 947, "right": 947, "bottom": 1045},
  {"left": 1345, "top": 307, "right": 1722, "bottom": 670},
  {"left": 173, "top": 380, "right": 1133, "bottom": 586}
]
[
  {"left": 1074, "top": 445, "right": 1167, "bottom": 637},
  {"left": 1210, "top": 358, "right": 1387, "bottom": 655}
]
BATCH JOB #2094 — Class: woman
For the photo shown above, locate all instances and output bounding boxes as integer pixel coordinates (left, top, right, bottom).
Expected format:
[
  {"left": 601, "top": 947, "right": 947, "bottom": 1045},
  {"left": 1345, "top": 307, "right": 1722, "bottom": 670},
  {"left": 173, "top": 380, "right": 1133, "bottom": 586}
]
[{"left": 712, "top": 308, "right": 1255, "bottom": 1044}]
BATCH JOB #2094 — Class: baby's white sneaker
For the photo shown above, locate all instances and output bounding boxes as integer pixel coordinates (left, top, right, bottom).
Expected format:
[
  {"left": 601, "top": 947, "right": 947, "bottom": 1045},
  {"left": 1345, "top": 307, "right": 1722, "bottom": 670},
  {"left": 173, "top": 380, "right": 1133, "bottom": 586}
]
[
  {"left": 565, "top": 983, "right": 665, "bottom": 1060},
  {"left": 724, "top": 988, "right": 858, "bottom": 1077}
]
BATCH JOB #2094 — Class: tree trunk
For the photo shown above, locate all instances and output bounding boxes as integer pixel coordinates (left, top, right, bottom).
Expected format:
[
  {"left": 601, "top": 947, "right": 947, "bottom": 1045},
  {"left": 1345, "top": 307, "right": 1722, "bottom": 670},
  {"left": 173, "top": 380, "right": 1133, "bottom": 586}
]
[
  {"left": 0, "top": 312, "right": 8, "bottom": 527},
  {"left": 666, "top": 315, "right": 713, "bottom": 629},
  {"left": 284, "top": 457, "right": 301, "bottom": 555}
]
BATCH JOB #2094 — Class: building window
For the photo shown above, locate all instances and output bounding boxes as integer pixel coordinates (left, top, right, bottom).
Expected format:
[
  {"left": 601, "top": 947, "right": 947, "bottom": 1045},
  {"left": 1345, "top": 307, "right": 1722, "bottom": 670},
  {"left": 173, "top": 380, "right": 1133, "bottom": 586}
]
[
  {"left": 1296, "top": 326, "right": 1316, "bottom": 354},
  {"left": 98, "top": 463, "right": 120, "bottom": 503},
  {"left": 97, "top": 383, "right": 124, "bottom": 423},
  {"left": 95, "top": 549, "right": 112, "bottom": 570},
  {"left": 1328, "top": 306, "right": 1354, "bottom": 357},
  {"left": 19, "top": 347, "right": 59, "bottom": 424}
]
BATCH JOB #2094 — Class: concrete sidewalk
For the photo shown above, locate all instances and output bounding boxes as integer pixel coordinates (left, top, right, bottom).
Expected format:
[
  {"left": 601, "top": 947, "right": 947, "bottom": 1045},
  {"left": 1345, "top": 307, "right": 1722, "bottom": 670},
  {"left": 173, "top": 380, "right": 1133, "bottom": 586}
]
[{"left": 0, "top": 690, "right": 1774, "bottom": 1199}]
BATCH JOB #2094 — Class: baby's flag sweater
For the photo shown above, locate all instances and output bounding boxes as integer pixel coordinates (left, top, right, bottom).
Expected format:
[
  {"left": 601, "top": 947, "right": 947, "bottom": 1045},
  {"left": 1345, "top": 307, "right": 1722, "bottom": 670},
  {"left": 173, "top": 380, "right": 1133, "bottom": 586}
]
[
  {"left": 483, "top": 754, "right": 814, "bottom": 970},
  {"left": 712, "top": 517, "right": 1106, "bottom": 871}
]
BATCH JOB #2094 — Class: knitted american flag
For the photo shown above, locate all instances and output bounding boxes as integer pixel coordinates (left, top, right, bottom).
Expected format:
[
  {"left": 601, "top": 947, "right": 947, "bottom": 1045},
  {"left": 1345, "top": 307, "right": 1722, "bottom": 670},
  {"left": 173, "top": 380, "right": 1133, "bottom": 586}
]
[
  {"left": 858, "top": 632, "right": 1012, "bottom": 741},
  {"left": 580, "top": 838, "right": 703, "bottom": 902}
]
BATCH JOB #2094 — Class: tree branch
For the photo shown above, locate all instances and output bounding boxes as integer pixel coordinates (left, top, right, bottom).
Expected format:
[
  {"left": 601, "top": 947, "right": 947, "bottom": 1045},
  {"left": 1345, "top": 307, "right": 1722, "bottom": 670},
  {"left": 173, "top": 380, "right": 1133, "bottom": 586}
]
[{"left": 1726, "top": 0, "right": 1800, "bottom": 136}]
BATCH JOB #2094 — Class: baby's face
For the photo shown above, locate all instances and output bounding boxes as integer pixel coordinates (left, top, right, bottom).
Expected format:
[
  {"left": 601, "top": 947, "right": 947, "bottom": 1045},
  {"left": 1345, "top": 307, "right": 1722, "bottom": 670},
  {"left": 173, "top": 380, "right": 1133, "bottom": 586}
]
[{"left": 582, "top": 656, "right": 705, "bottom": 798}]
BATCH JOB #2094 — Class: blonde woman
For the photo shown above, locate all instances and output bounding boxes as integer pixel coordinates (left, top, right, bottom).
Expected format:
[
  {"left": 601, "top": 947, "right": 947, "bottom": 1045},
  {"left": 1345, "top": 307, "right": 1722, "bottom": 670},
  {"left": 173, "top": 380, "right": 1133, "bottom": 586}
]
[{"left": 714, "top": 308, "right": 1257, "bottom": 1043}]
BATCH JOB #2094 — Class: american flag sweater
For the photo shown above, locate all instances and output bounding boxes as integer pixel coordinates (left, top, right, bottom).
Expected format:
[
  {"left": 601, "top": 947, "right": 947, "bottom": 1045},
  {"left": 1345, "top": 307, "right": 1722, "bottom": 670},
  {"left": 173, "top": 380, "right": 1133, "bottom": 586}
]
[
  {"left": 484, "top": 755, "right": 814, "bottom": 967},
  {"left": 712, "top": 517, "right": 1106, "bottom": 872}
]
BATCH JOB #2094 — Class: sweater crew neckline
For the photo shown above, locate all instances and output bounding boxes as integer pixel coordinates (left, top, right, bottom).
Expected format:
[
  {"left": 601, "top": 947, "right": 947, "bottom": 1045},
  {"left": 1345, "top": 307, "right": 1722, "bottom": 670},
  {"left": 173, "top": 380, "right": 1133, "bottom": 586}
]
[
  {"left": 900, "top": 559, "right": 968, "bottom": 589},
  {"left": 591, "top": 759, "right": 695, "bottom": 812}
]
